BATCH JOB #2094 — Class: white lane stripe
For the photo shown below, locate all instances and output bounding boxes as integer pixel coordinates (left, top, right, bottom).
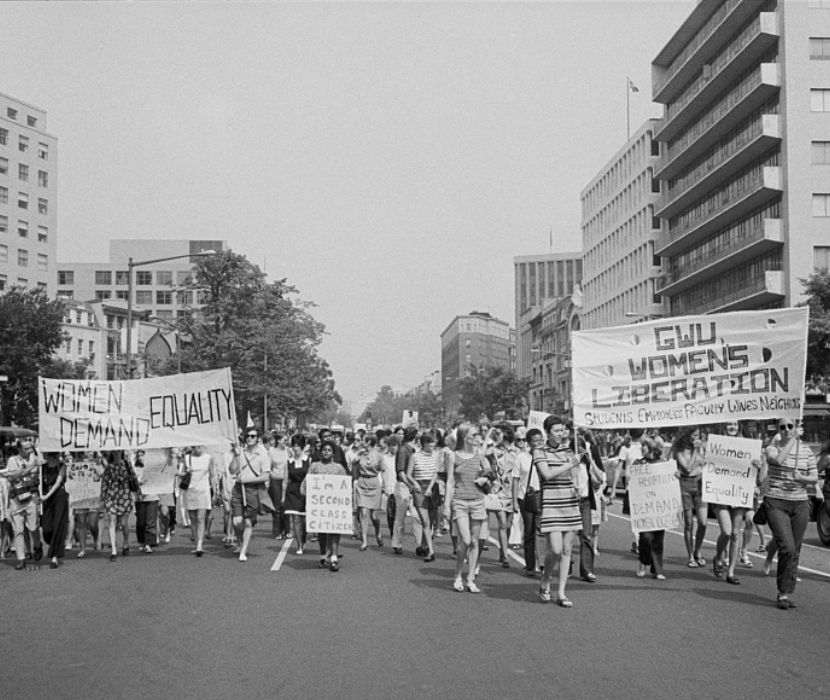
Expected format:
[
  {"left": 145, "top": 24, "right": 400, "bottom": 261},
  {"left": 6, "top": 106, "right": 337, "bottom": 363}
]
[
  {"left": 271, "top": 538, "right": 292, "bottom": 571},
  {"left": 608, "top": 512, "right": 830, "bottom": 580},
  {"left": 487, "top": 536, "right": 526, "bottom": 567}
]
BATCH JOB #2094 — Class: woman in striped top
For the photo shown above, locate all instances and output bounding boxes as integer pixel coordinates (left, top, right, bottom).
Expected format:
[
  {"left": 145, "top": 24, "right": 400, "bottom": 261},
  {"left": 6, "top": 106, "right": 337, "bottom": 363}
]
[
  {"left": 407, "top": 433, "right": 440, "bottom": 562},
  {"left": 534, "top": 416, "right": 582, "bottom": 607},
  {"left": 762, "top": 419, "right": 818, "bottom": 610},
  {"left": 443, "top": 423, "right": 492, "bottom": 593}
]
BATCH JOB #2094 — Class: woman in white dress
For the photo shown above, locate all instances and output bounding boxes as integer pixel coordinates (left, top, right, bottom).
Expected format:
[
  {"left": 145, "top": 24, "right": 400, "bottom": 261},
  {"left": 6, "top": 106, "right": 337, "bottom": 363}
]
[{"left": 179, "top": 446, "right": 216, "bottom": 557}]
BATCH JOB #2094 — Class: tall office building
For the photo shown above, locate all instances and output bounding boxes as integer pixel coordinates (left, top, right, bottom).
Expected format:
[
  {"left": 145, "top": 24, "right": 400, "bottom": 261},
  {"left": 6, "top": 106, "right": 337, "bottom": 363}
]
[
  {"left": 652, "top": 0, "right": 830, "bottom": 315},
  {"left": 441, "top": 311, "right": 515, "bottom": 416},
  {"left": 581, "top": 120, "right": 668, "bottom": 329},
  {"left": 514, "top": 252, "right": 582, "bottom": 379},
  {"left": 0, "top": 92, "right": 57, "bottom": 294},
  {"left": 57, "top": 239, "right": 227, "bottom": 319}
]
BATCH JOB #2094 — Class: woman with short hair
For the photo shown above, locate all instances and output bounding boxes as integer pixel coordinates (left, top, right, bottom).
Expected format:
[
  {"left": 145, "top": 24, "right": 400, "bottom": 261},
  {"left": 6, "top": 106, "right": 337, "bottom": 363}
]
[
  {"left": 283, "top": 434, "right": 311, "bottom": 555},
  {"left": 41, "top": 452, "right": 69, "bottom": 569},
  {"left": 407, "top": 433, "right": 439, "bottom": 562},
  {"left": 672, "top": 426, "right": 707, "bottom": 568},
  {"left": 354, "top": 436, "right": 385, "bottom": 550}
]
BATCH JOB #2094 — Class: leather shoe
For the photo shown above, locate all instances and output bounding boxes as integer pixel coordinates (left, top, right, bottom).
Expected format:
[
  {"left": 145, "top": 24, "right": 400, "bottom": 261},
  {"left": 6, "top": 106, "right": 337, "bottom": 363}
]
[
  {"left": 15, "top": 560, "right": 26, "bottom": 571},
  {"left": 50, "top": 561, "right": 58, "bottom": 569},
  {"left": 393, "top": 547, "right": 403, "bottom": 555}
]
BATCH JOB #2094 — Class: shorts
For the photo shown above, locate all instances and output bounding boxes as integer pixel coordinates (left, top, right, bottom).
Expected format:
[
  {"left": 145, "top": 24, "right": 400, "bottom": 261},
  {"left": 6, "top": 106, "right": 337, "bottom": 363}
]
[
  {"left": 412, "top": 480, "right": 433, "bottom": 509},
  {"left": 9, "top": 498, "right": 39, "bottom": 535},
  {"left": 231, "top": 483, "right": 259, "bottom": 523},
  {"left": 451, "top": 498, "right": 487, "bottom": 522},
  {"left": 679, "top": 476, "right": 704, "bottom": 512}
]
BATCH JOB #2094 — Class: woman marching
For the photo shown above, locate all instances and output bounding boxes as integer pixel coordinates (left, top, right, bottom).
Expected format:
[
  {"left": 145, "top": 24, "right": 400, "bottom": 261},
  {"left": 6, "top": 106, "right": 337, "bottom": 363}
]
[
  {"left": 284, "top": 434, "right": 311, "bottom": 555},
  {"left": 534, "top": 415, "right": 583, "bottom": 608},
  {"left": 180, "top": 445, "right": 217, "bottom": 557},
  {"left": 303, "top": 441, "right": 349, "bottom": 571},
  {"left": 100, "top": 451, "right": 135, "bottom": 562},
  {"left": 41, "top": 452, "right": 70, "bottom": 569},
  {"left": 761, "top": 418, "right": 817, "bottom": 609},
  {"left": 672, "top": 426, "right": 708, "bottom": 568},
  {"left": 354, "top": 436, "right": 385, "bottom": 550},
  {"left": 634, "top": 436, "right": 669, "bottom": 581}
]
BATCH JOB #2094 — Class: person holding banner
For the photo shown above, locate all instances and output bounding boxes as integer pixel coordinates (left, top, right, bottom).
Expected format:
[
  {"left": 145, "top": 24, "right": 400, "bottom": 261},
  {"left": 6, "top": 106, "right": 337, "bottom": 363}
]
[
  {"left": 672, "top": 427, "right": 708, "bottom": 568},
  {"left": 100, "top": 451, "right": 135, "bottom": 562},
  {"left": 762, "top": 419, "right": 818, "bottom": 610},
  {"left": 6, "top": 441, "right": 45, "bottom": 570},
  {"left": 40, "top": 452, "right": 69, "bottom": 569},
  {"left": 534, "top": 416, "right": 582, "bottom": 607},
  {"left": 229, "top": 429, "right": 270, "bottom": 562}
]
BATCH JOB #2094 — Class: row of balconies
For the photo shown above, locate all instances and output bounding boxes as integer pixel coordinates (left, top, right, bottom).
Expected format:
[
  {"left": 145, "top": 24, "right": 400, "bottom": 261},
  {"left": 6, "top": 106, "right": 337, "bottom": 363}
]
[{"left": 671, "top": 270, "right": 783, "bottom": 316}]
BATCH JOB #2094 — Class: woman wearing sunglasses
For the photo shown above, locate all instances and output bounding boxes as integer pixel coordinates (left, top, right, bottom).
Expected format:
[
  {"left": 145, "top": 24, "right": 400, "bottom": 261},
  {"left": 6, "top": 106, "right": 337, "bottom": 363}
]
[{"left": 762, "top": 419, "right": 818, "bottom": 610}]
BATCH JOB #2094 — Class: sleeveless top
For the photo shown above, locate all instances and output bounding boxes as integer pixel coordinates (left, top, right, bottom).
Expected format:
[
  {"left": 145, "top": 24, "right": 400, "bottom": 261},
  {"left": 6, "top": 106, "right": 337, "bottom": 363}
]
[
  {"left": 452, "top": 453, "right": 485, "bottom": 501},
  {"left": 412, "top": 451, "right": 438, "bottom": 482}
]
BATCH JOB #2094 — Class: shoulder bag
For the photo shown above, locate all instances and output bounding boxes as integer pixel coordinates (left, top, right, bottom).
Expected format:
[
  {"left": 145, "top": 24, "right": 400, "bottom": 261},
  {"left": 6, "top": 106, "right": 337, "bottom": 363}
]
[{"left": 179, "top": 456, "right": 192, "bottom": 491}]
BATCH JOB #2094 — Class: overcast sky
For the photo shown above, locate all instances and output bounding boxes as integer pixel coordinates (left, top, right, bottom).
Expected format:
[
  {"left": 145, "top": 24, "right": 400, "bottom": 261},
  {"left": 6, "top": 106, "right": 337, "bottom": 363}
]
[{"left": 1, "top": 0, "right": 694, "bottom": 405}]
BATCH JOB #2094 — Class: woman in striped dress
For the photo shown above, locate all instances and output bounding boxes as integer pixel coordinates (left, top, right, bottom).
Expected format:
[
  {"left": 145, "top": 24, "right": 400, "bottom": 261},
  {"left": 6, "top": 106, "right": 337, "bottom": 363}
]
[
  {"left": 533, "top": 416, "right": 582, "bottom": 607},
  {"left": 407, "top": 433, "right": 439, "bottom": 562}
]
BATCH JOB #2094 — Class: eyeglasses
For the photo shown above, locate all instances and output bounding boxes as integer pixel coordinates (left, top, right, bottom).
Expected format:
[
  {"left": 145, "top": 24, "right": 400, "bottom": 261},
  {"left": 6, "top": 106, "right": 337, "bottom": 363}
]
[
  {"left": 778, "top": 424, "right": 794, "bottom": 430},
  {"left": 516, "top": 438, "right": 526, "bottom": 443},
  {"left": 246, "top": 434, "right": 258, "bottom": 439}
]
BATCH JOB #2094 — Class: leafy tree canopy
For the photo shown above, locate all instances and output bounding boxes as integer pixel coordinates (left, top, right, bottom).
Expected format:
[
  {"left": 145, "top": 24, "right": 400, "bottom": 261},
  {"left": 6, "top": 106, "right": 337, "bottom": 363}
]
[
  {"left": 360, "top": 385, "right": 444, "bottom": 428},
  {"left": 802, "top": 269, "right": 830, "bottom": 391},
  {"left": 457, "top": 365, "right": 529, "bottom": 422}
]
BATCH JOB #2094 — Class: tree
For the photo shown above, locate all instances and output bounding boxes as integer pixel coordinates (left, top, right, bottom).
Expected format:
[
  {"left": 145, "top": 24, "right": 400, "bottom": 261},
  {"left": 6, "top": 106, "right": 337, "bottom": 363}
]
[
  {"left": 0, "top": 286, "right": 67, "bottom": 426},
  {"left": 42, "top": 357, "right": 93, "bottom": 381},
  {"left": 802, "top": 269, "right": 830, "bottom": 390},
  {"left": 155, "top": 250, "right": 340, "bottom": 427},
  {"left": 457, "top": 365, "right": 530, "bottom": 422},
  {"left": 359, "top": 385, "right": 444, "bottom": 428}
]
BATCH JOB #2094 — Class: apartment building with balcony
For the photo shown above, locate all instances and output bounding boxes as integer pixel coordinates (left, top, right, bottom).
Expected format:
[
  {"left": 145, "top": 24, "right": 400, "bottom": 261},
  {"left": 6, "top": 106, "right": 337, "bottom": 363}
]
[
  {"left": 580, "top": 120, "right": 668, "bottom": 330},
  {"left": 514, "top": 252, "right": 582, "bottom": 380},
  {"left": 0, "top": 92, "right": 57, "bottom": 294},
  {"left": 652, "top": 0, "right": 830, "bottom": 315},
  {"left": 57, "top": 239, "right": 226, "bottom": 320}
]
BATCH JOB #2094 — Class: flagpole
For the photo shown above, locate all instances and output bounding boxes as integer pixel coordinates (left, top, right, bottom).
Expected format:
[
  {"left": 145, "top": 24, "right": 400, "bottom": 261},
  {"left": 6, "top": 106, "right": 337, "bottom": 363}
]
[{"left": 626, "top": 75, "right": 631, "bottom": 141}]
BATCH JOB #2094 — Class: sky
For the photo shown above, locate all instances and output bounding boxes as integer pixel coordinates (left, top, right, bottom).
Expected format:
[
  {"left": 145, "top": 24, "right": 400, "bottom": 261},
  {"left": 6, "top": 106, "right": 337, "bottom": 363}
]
[{"left": 0, "top": 0, "right": 695, "bottom": 406}]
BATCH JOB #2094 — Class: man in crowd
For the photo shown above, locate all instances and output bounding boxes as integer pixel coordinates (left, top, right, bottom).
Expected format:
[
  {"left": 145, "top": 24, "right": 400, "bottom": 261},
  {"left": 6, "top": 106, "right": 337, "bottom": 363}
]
[{"left": 6, "top": 441, "right": 44, "bottom": 570}]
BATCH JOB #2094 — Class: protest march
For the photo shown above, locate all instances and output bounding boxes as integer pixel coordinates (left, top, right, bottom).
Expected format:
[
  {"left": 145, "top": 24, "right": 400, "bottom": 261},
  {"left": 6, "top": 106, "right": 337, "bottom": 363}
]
[{"left": 1, "top": 308, "right": 827, "bottom": 612}]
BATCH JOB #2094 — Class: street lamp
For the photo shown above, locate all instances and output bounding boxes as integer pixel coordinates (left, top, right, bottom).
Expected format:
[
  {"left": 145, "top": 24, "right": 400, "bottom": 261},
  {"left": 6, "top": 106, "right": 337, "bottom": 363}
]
[{"left": 126, "top": 250, "right": 216, "bottom": 379}]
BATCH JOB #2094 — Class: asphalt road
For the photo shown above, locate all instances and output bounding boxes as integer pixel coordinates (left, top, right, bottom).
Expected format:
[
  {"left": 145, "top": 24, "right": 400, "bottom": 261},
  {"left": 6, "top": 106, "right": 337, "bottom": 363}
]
[{"left": 4, "top": 506, "right": 829, "bottom": 700}]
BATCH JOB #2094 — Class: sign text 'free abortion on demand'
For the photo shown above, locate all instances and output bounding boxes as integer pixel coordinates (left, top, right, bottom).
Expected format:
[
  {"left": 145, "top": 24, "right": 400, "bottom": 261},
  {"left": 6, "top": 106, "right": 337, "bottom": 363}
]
[
  {"left": 702, "top": 435, "right": 760, "bottom": 508},
  {"left": 38, "top": 368, "right": 239, "bottom": 451},
  {"left": 628, "top": 459, "right": 683, "bottom": 535},
  {"left": 571, "top": 308, "right": 808, "bottom": 429}
]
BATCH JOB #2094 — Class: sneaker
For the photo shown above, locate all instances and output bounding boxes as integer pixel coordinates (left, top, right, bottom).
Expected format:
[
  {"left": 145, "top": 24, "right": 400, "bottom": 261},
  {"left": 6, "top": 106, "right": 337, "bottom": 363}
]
[
  {"left": 636, "top": 563, "right": 647, "bottom": 578},
  {"left": 739, "top": 552, "right": 753, "bottom": 568},
  {"left": 143, "top": 545, "right": 154, "bottom": 554}
]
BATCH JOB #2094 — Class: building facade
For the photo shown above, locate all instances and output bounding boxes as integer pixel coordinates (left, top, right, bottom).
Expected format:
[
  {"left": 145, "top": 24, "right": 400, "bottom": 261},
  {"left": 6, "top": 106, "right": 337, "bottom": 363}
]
[
  {"left": 57, "top": 239, "right": 226, "bottom": 320},
  {"left": 581, "top": 120, "right": 668, "bottom": 329},
  {"left": 652, "top": 0, "right": 830, "bottom": 315},
  {"left": 441, "top": 311, "right": 515, "bottom": 416},
  {"left": 514, "top": 252, "right": 582, "bottom": 380},
  {"left": 0, "top": 92, "right": 57, "bottom": 294},
  {"left": 58, "top": 300, "right": 107, "bottom": 380}
]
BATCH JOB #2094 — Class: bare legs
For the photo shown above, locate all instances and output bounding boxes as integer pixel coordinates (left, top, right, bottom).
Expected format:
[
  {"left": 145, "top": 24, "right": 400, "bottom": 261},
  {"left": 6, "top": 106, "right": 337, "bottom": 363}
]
[
  {"left": 359, "top": 507, "right": 381, "bottom": 548},
  {"left": 453, "top": 515, "right": 483, "bottom": 587},
  {"left": 542, "top": 530, "right": 575, "bottom": 601},
  {"left": 232, "top": 516, "right": 253, "bottom": 561},
  {"left": 108, "top": 513, "right": 129, "bottom": 556},
  {"left": 189, "top": 509, "right": 206, "bottom": 553},
  {"left": 683, "top": 505, "right": 707, "bottom": 563},
  {"left": 291, "top": 514, "right": 305, "bottom": 554}
]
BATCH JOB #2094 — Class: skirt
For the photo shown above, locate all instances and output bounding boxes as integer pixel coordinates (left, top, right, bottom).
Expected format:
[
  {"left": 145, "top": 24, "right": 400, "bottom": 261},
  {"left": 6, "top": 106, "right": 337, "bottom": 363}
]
[{"left": 355, "top": 476, "right": 382, "bottom": 510}]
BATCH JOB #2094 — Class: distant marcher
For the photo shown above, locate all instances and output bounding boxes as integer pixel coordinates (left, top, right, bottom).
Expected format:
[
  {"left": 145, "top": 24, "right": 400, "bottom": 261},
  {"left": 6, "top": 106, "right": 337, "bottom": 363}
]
[{"left": 101, "top": 451, "right": 135, "bottom": 562}]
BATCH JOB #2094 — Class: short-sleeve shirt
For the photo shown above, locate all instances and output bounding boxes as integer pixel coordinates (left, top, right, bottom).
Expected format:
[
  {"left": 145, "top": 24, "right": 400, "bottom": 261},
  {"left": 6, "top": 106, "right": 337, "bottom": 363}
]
[{"left": 765, "top": 441, "right": 818, "bottom": 501}]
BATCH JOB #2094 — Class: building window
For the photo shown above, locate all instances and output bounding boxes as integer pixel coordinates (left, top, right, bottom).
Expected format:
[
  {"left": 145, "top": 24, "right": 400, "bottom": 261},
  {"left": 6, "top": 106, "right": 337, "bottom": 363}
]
[
  {"left": 18, "top": 221, "right": 27, "bottom": 238},
  {"left": 18, "top": 249, "right": 28, "bottom": 267},
  {"left": 18, "top": 136, "right": 28, "bottom": 153},
  {"left": 38, "top": 171, "right": 48, "bottom": 188},
  {"left": 95, "top": 270, "right": 112, "bottom": 285},
  {"left": 156, "top": 310, "right": 173, "bottom": 321},
  {"left": 89, "top": 341, "right": 95, "bottom": 354},
  {"left": 18, "top": 192, "right": 28, "bottom": 209},
  {"left": 27, "top": 115, "right": 37, "bottom": 127},
  {"left": 75, "top": 310, "right": 82, "bottom": 324},
  {"left": 6, "top": 108, "right": 17, "bottom": 120},
  {"left": 57, "top": 289, "right": 72, "bottom": 298},
  {"left": 810, "top": 38, "right": 830, "bottom": 59},
  {"left": 0, "top": 215, "right": 6, "bottom": 233},
  {"left": 177, "top": 290, "right": 193, "bottom": 305},
  {"left": 814, "top": 194, "right": 830, "bottom": 217},
  {"left": 0, "top": 156, "right": 7, "bottom": 173},
  {"left": 136, "top": 271, "right": 152, "bottom": 285},
  {"left": 157, "top": 271, "right": 173, "bottom": 285},
  {"left": 37, "top": 226, "right": 47, "bottom": 243},
  {"left": 0, "top": 245, "right": 7, "bottom": 263},
  {"left": 0, "top": 275, "right": 6, "bottom": 291},
  {"left": 38, "top": 143, "right": 48, "bottom": 160},
  {"left": 135, "top": 290, "right": 152, "bottom": 305},
  {"left": 0, "top": 128, "right": 7, "bottom": 145},
  {"left": 17, "top": 278, "right": 27, "bottom": 288},
  {"left": 77, "top": 339, "right": 83, "bottom": 355},
  {"left": 18, "top": 164, "right": 28, "bottom": 181},
  {"left": 176, "top": 270, "right": 192, "bottom": 285},
  {"left": 156, "top": 291, "right": 172, "bottom": 305},
  {"left": 815, "top": 246, "right": 830, "bottom": 269},
  {"left": 813, "top": 141, "right": 830, "bottom": 164},
  {"left": 0, "top": 186, "right": 7, "bottom": 204},
  {"left": 37, "top": 253, "right": 47, "bottom": 271},
  {"left": 115, "top": 290, "right": 129, "bottom": 300},
  {"left": 811, "top": 89, "right": 830, "bottom": 112},
  {"left": 115, "top": 270, "right": 129, "bottom": 285},
  {"left": 58, "top": 271, "right": 74, "bottom": 285},
  {"left": 38, "top": 198, "right": 47, "bottom": 214},
  {"left": 95, "top": 290, "right": 111, "bottom": 300}
]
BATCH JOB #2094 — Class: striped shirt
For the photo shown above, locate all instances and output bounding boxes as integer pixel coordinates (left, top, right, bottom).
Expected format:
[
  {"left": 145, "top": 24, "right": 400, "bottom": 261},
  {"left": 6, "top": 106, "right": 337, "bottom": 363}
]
[
  {"left": 765, "top": 441, "right": 817, "bottom": 501},
  {"left": 412, "top": 451, "right": 439, "bottom": 482}
]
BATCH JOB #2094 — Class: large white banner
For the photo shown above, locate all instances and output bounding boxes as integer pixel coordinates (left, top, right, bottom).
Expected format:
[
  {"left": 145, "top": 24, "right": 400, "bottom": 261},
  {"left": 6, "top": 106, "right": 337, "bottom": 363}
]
[
  {"left": 628, "top": 459, "right": 683, "bottom": 534},
  {"left": 571, "top": 308, "right": 808, "bottom": 429},
  {"left": 306, "top": 474, "right": 353, "bottom": 534},
  {"left": 702, "top": 435, "right": 760, "bottom": 508},
  {"left": 38, "top": 368, "right": 239, "bottom": 452}
]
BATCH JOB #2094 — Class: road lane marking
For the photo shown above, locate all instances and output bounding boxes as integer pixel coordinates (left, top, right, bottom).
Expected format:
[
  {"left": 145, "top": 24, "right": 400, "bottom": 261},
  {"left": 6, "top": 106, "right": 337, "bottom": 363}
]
[
  {"left": 271, "top": 538, "right": 292, "bottom": 571},
  {"left": 608, "top": 512, "right": 830, "bottom": 580},
  {"left": 487, "top": 536, "right": 526, "bottom": 566}
]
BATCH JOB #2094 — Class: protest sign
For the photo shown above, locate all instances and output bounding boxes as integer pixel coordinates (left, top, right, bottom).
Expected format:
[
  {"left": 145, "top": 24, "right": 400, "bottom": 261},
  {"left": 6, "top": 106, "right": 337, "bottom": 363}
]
[
  {"left": 402, "top": 411, "right": 418, "bottom": 428},
  {"left": 527, "top": 411, "right": 550, "bottom": 431},
  {"left": 571, "top": 308, "right": 808, "bottom": 429},
  {"left": 628, "top": 459, "right": 683, "bottom": 534},
  {"left": 702, "top": 435, "right": 760, "bottom": 508},
  {"left": 306, "top": 474, "right": 353, "bottom": 534},
  {"left": 38, "top": 368, "right": 239, "bottom": 452},
  {"left": 136, "top": 449, "right": 177, "bottom": 496},
  {"left": 65, "top": 460, "right": 103, "bottom": 509}
]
